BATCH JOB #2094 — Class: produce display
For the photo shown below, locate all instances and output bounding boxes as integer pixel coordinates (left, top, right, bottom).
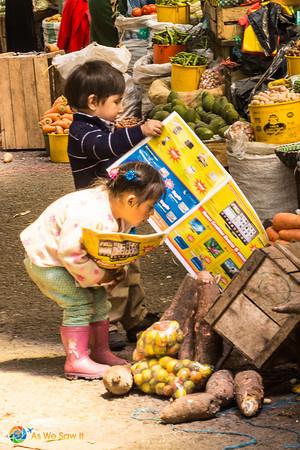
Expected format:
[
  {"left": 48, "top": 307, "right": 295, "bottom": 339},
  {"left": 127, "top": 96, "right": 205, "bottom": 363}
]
[
  {"left": 199, "top": 68, "right": 224, "bottom": 90},
  {"left": 39, "top": 96, "right": 73, "bottom": 135},
  {"left": 249, "top": 86, "right": 300, "bottom": 106},
  {"left": 286, "top": 40, "right": 300, "bottom": 57},
  {"left": 131, "top": 356, "right": 213, "bottom": 398},
  {"left": 170, "top": 51, "right": 207, "bottom": 66},
  {"left": 131, "top": 4, "right": 156, "bottom": 16},
  {"left": 148, "top": 90, "right": 239, "bottom": 140},
  {"left": 152, "top": 28, "right": 191, "bottom": 45},
  {"left": 133, "top": 320, "right": 184, "bottom": 360},
  {"left": 115, "top": 117, "right": 142, "bottom": 128},
  {"left": 266, "top": 212, "right": 300, "bottom": 244},
  {"left": 156, "top": 0, "right": 189, "bottom": 5}
]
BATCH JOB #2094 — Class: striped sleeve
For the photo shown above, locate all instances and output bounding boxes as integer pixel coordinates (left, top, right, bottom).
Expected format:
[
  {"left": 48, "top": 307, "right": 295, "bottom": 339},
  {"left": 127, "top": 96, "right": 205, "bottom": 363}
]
[{"left": 81, "top": 125, "right": 144, "bottom": 160}]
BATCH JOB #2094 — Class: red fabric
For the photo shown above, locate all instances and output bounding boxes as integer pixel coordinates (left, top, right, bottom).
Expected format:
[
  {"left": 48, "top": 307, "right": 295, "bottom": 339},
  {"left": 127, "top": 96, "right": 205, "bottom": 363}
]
[{"left": 57, "top": 0, "right": 90, "bottom": 53}]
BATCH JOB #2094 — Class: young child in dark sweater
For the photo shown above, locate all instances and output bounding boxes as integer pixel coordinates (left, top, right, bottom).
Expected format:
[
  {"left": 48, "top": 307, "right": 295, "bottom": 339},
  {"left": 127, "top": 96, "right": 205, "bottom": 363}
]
[
  {"left": 65, "top": 59, "right": 162, "bottom": 189},
  {"left": 64, "top": 60, "right": 163, "bottom": 349}
]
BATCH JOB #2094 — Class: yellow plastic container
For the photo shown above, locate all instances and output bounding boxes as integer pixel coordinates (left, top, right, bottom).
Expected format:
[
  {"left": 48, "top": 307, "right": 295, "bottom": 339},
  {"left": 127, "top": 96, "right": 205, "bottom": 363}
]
[
  {"left": 156, "top": 4, "right": 190, "bottom": 24},
  {"left": 286, "top": 55, "right": 300, "bottom": 76},
  {"left": 171, "top": 63, "right": 206, "bottom": 91},
  {"left": 249, "top": 99, "right": 300, "bottom": 144},
  {"left": 48, "top": 134, "right": 69, "bottom": 163}
]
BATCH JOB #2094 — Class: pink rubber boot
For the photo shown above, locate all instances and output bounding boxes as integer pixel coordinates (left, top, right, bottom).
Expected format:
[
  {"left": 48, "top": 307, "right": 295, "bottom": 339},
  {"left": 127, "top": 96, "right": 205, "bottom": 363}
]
[
  {"left": 90, "top": 320, "right": 128, "bottom": 366},
  {"left": 60, "top": 325, "right": 109, "bottom": 380}
]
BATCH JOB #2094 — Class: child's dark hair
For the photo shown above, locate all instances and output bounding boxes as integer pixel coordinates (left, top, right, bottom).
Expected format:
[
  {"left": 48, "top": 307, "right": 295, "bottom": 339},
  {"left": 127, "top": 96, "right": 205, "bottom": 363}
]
[
  {"left": 64, "top": 60, "right": 125, "bottom": 110},
  {"left": 98, "top": 162, "right": 166, "bottom": 204}
]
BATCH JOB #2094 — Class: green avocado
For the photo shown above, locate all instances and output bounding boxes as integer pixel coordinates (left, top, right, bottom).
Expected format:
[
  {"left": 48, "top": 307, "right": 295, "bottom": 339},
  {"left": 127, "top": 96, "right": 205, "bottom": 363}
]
[
  {"left": 164, "top": 103, "right": 173, "bottom": 112},
  {"left": 153, "top": 110, "right": 170, "bottom": 121},
  {"left": 208, "top": 117, "right": 226, "bottom": 133},
  {"left": 167, "top": 90, "right": 180, "bottom": 103},
  {"left": 218, "top": 125, "right": 229, "bottom": 138},
  {"left": 184, "top": 108, "right": 197, "bottom": 123},
  {"left": 202, "top": 93, "right": 215, "bottom": 112},
  {"left": 148, "top": 104, "right": 164, "bottom": 119},
  {"left": 187, "top": 122, "right": 196, "bottom": 130},
  {"left": 195, "top": 127, "right": 214, "bottom": 140},
  {"left": 172, "top": 104, "right": 187, "bottom": 119}
]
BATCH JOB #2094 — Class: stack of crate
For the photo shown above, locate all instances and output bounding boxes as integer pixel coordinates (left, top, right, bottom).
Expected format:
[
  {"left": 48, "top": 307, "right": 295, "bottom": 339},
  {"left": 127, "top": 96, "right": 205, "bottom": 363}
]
[
  {"left": 205, "top": 0, "right": 249, "bottom": 59},
  {"left": 0, "top": 50, "right": 63, "bottom": 150}
]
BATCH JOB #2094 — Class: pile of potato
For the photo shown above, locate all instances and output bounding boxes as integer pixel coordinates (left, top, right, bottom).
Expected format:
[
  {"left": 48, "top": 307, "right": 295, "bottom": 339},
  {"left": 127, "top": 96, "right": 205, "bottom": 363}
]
[
  {"left": 133, "top": 320, "right": 184, "bottom": 361},
  {"left": 286, "top": 40, "right": 300, "bottom": 57},
  {"left": 199, "top": 68, "right": 224, "bottom": 90},
  {"left": 131, "top": 356, "right": 213, "bottom": 398},
  {"left": 39, "top": 96, "right": 73, "bottom": 135},
  {"left": 250, "top": 86, "right": 300, "bottom": 106}
]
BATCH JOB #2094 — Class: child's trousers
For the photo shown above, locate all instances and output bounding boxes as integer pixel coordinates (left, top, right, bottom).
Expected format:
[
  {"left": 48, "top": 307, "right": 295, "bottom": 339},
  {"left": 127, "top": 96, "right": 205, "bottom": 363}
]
[{"left": 24, "top": 258, "right": 111, "bottom": 326}]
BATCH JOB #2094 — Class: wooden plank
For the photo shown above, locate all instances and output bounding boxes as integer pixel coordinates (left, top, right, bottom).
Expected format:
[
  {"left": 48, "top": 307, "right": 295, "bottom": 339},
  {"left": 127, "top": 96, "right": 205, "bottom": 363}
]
[
  {"left": 218, "top": 5, "right": 249, "bottom": 22},
  {"left": 0, "top": 14, "right": 7, "bottom": 53},
  {"left": 8, "top": 57, "right": 29, "bottom": 149},
  {"left": 214, "top": 293, "right": 280, "bottom": 362},
  {"left": 20, "top": 57, "right": 45, "bottom": 148},
  {"left": 0, "top": 57, "right": 15, "bottom": 149},
  {"left": 34, "top": 53, "right": 52, "bottom": 120},
  {"left": 243, "top": 257, "right": 300, "bottom": 326},
  {"left": 205, "top": 248, "right": 265, "bottom": 326},
  {"left": 275, "top": 242, "right": 300, "bottom": 270},
  {"left": 205, "top": 139, "right": 228, "bottom": 167},
  {"left": 254, "top": 315, "right": 300, "bottom": 367},
  {"left": 217, "top": 22, "right": 242, "bottom": 41}
]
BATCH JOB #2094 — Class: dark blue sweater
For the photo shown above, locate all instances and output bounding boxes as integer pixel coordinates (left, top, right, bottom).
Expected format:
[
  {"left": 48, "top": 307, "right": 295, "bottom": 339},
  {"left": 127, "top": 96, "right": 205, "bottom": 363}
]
[{"left": 68, "top": 112, "right": 144, "bottom": 189}]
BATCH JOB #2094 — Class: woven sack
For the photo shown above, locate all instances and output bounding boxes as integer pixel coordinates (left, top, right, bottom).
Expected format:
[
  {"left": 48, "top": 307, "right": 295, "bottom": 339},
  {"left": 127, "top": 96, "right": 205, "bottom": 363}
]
[
  {"left": 227, "top": 153, "right": 298, "bottom": 221},
  {"left": 42, "top": 19, "right": 60, "bottom": 45}
]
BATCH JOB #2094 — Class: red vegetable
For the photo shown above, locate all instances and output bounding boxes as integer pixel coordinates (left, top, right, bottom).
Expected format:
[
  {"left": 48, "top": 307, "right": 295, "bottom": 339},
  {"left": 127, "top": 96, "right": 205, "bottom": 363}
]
[{"left": 132, "top": 7, "right": 142, "bottom": 16}]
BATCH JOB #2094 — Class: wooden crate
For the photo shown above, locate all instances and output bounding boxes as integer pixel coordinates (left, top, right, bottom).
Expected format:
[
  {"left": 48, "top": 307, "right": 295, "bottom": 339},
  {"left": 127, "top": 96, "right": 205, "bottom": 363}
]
[
  {"left": 207, "top": 4, "right": 249, "bottom": 40},
  {"left": 205, "top": 243, "right": 300, "bottom": 368},
  {"left": 0, "top": 50, "right": 63, "bottom": 150},
  {"left": 205, "top": 139, "right": 228, "bottom": 167}
]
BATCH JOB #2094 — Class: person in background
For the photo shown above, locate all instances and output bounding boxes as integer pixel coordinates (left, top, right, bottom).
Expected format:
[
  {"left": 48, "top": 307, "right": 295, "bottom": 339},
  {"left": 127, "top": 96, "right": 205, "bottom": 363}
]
[
  {"left": 20, "top": 161, "right": 166, "bottom": 380},
  {"left": 5, "top": 0, "right": 37, "bottom": 52},
  {"left": 64, "top": 60, "right": 163, "bottom": 350},
  {"left": 88, "top": 0, "right": 127, "bottom": 47},
  {"left": 57, "top": 0, "right": 90, "bottom": 53}
]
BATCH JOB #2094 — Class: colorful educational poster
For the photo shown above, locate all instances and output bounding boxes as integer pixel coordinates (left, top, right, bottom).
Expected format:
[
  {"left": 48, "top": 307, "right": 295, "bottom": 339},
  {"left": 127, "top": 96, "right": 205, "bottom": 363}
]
[{"left": 109, "top": 112, "right": 268, "bottom": 288}]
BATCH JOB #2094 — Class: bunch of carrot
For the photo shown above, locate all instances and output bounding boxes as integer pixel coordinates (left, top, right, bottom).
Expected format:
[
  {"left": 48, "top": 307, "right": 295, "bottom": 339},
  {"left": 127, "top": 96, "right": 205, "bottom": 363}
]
[
  {"left": 266, "top": 212, "right": 300, "bottom": 244},
  {"left": 39, "top": 95, "right": 73, "bottom": 135}
]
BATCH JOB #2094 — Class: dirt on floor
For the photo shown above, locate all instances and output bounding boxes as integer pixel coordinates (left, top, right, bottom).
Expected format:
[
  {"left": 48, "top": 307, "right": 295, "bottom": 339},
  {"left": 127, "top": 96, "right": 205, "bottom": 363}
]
[{"left": 0, "top": 151, "right": 299, "bottom": 450}]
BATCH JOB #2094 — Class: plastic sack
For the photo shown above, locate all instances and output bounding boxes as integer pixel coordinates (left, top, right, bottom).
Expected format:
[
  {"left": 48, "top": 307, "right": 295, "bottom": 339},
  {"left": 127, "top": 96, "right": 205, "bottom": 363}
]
[
  {"left": 225, "top": 121, "right": 254, "bottom": 159},
  {"left": 52, "top": 42, "right": 131, "bottom": 79},
  {"left": 118, "top": 74, "right": 142, "bottom": 120},
  {"left": 133, "top": 54, "right": 172, "bottom": 115},
  {"left": 115, "top": 14, "right": 156, "bottom": 40},
  {"left": 42, "top": 18, "right": 61, "bottom": 46},
  {"left": 133, "top": 321, "right": 184, "bottom": 360},
  {"left": 227, "top": 152, "right": 298, "bottom": 221},
  {"left": 131, "top": 356, "right": 213, "bottom": 398}
]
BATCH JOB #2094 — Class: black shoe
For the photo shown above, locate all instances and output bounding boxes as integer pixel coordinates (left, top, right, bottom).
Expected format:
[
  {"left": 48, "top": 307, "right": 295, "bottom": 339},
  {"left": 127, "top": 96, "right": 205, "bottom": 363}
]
[
  {"left": 109, "top": 330, "right": 126, "bottom": 351},
  {"left": 126, "top": 312, "right": 160, "bottom": 343}
]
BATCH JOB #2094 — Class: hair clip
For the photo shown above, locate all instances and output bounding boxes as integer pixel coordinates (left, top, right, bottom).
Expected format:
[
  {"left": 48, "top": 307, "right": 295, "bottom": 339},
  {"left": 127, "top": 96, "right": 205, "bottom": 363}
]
[
  {"left": 108, "top": 168, "right": 119, "bottom": 180},
  {"left": 125, "top": 170, "right": 137, "bottom": 181}
]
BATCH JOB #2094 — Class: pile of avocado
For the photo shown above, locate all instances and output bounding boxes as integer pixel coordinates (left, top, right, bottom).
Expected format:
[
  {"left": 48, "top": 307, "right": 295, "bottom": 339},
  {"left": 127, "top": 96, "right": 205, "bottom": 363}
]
[{"left": 148, "top": 90, "right": 239, "bottom": 140}]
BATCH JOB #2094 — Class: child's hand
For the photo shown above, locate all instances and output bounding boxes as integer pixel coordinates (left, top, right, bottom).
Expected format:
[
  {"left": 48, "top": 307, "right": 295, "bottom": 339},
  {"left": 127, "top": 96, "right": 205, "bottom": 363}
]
[{"left": 141, "top": 119, "right": 163, "bottom": 137}]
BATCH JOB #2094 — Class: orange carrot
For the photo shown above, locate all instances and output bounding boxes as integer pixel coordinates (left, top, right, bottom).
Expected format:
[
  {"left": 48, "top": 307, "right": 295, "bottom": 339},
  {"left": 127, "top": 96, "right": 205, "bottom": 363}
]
[
  {"left": 62, "top": 113, "right": 73, "bottom": 121},
  {"left": 55, "top": 125, "right": 64, "bottom": 134},
  {"left": 42, "top": 124, "right": 56, "bottom": 133},
  {"left": 272, "top": 213, "right": 300, "bottom": 231},
  {"left": 42, "top": 113, "right": 61, "bottom": 122},
  {"left": 266, "top": 226, "right": 279, "bottom": 242},
  {"left": 278, "top": 229, "right": 300, "bottom": 241}
]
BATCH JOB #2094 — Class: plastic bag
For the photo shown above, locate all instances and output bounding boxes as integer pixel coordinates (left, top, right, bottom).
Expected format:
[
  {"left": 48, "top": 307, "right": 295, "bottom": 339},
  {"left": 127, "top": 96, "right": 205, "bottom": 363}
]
[
  {"left": 52, "top": 42, "right": 131, "bottom": 79},
  {"left": 118, "top": 74, "right": 142, "bottom": 120},
  {"left": 131, "top": 356, "right": 213, "bottom": 398},
  {"left": 133, "top": 321, "right": 184, "bottom": 360},
  {"left": 225, "top": 121, "right": 254, "bottom": 160}
]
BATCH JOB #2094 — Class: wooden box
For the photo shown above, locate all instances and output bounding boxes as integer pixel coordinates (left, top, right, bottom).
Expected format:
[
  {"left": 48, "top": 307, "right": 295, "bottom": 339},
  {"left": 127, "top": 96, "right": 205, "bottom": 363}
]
[
  {"left": 205, "top": 243, "right": 300, "bottom": 368},
  {"left": 0, "top": 50, "right": 63, "bottom": 150},
  {"left": 207, "top": 4, "right": 249, "bottom": 40}
]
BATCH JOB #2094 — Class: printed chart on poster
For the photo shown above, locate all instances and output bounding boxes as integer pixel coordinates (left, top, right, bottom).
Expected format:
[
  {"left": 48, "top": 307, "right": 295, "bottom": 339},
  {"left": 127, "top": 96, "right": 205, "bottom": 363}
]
[{"left": 109, "top": 112, "right": 268, "bottom": 289}]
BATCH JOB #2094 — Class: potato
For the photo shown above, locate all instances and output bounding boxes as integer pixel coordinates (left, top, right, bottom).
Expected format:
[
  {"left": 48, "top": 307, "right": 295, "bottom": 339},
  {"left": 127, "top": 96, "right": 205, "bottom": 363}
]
[
  {"left": 103, "top": 365, "right": 133, "bottom": 395},
  {"left": 3, "top": 152, "right": 13, "bottom": 163},
  {"left": 160, "top": 392, "right": 220, "bottom": 424},
  {"left": 205, "top": 369, "right": 234, "bottom": 408},
  {"left": 234, "top": 370, "right": 264, "bottom": 417}
]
